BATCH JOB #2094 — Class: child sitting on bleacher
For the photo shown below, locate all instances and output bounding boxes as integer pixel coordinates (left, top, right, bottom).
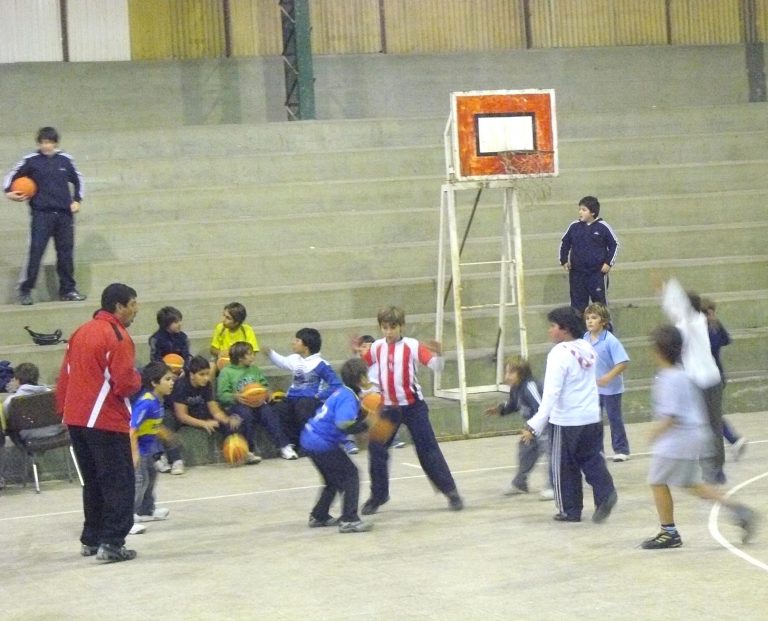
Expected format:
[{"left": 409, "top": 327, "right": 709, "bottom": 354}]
[
  {"left": 210, "top": 302, "right": 260, "bottom": 362},
  {"left": 149, "top": 306, "right": 191, "bottom": 367},
  {"left": 266, "top": 328, "right": 342, "bottom": 458},
  {"left": 217, "top": 341, "right": 295, "bottom": 462},
  {"left": 163, "top": 355, "right": 242, "bottom": 474}
]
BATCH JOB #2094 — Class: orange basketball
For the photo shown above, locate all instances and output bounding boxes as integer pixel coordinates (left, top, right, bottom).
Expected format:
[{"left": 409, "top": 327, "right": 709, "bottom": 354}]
[
  {"left": 216, "top": 354, "right": 230, "bottom": 370},
  {"left": 162, "top": 353, "right": 184, "bottom": 374},
  {"left": 10, "top": 176, "right": 37, "bottom": 197},
  {"left": 222, "top": 433, "right": 248, "bottom": 465},
  {"left": 360, "top": 392, "right": 382, "bottom": 416},
  {"left": 239, "top": 382, "right": 268, "bottom": 408},
  {"left": 360, "top": 393, "right": 395, "bottom": 443}
]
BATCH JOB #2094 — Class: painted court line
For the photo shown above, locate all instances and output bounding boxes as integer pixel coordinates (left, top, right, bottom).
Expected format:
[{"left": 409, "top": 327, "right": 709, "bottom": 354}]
[{"left": 708, "top": 470, "right": 768, "bottom": 573}]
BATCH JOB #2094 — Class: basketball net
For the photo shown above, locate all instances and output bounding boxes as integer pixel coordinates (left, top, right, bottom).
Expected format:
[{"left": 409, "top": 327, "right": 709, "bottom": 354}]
[{"left": 497, "top": 150, "right": 554, "bottom": 204}]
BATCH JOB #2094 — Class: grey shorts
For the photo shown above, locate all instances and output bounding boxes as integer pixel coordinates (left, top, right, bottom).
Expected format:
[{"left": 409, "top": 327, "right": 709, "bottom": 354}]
[{"left": 647, "top": 456, "right": 702, "bottom": 487}]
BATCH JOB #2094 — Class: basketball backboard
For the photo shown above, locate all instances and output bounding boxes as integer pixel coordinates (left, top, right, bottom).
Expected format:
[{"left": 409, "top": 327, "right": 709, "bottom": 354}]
[{"left": 446, "top": 89, "right": 558, "bottom": 182}]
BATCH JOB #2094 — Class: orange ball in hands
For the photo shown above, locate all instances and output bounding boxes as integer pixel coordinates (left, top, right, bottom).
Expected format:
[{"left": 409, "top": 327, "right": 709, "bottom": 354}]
[
  {"left": 360, "top": 392, "right": 395, "bottom": 443},
  {"left": 162, "top": 353, "right": 184, "bottom": 374},
  {"left": 222, "top": 433, "right": 248, "bottom": 465},
  {"left": 10, "top": 176, "right": 37, "bottom": 197},
  {"left": 238, "top": 382, "right": 268, "bottom": 408}
]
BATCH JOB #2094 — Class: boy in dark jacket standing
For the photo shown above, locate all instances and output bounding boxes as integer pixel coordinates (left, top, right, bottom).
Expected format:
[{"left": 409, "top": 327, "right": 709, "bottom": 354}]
[
  {"left": 3, "top": 126, "right": 86, "bottom": 305},
  {"left": 58, "top": 283, "right": 141, "bottom": 562},
  {"left": 559, "top": 196, "right": 619, "bottom": 315}
]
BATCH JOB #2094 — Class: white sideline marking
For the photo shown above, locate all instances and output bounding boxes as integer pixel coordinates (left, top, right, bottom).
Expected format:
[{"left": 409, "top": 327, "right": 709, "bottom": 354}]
[{"left": 708, "top": 470, "right": 768, "bottom": 573}]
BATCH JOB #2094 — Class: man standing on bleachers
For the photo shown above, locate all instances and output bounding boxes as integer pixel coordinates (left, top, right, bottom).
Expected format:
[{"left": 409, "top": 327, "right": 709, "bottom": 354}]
[{"left": 57, "top": 283, "right": 141, "bottom": 563}]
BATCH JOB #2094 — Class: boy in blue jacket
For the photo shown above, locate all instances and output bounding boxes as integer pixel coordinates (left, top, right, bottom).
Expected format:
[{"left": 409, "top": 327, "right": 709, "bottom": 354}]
[
  {"left": 300, "top": 358, "right": 373, "bottom": 534},
  {"left": 559, "top": 196, "right": 620, "bottom": 315}
]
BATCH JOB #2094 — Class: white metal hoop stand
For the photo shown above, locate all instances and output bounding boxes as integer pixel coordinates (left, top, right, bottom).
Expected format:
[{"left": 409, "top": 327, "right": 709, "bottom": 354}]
[{"left": 434, "top": 127, "right": 529, "bottom": 436}]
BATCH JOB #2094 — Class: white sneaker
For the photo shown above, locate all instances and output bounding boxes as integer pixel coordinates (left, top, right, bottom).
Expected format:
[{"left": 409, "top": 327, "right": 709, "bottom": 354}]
[
  {"left": 154, "top": 454, "right": 171, "bottom": 473},
  {"left": 170, "top": 460, "right": 185, "bottom": 475},
  {"left": 128, "top": 523, "right": 146, "bottom": 535},
  {"left": 612, "top": 453, "right": 630, "bottom": 462},
  {"left": 539, "top": 488, "right": 555, "bottom": 501},
  {"left": 732, "top": 437, "right": 747, "bottom": 461},
  {"left": 245, "top": 451, "right": 262, "bottom": 465},
  {"left": 135, "top": 508, "right": 170, "bottom": 523},
  {"left": 280, "top": 445, "right": 299, "bottom": 460}
]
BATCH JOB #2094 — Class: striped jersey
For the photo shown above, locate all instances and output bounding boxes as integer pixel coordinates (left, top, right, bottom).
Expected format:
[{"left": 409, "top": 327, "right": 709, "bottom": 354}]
[{"left": 364, "top": 337, "right": 444, "bottom": 406}]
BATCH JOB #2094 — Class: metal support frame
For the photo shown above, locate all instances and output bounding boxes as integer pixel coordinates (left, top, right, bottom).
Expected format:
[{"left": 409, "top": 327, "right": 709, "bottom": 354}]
[
  {"left": 279, "top": 0, "right": 316, "bottom": 120},
  {"left": 434, "top": 182, "right": 528, "bottom": 435}
]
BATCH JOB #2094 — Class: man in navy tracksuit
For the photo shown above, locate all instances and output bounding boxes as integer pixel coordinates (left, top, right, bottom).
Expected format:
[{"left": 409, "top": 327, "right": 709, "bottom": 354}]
[
  {"left": 3, "top": 126, "right": 86, "bottom": 306},
  {"left": 558, "top": 196, "right": 619, "bottom": 315}
]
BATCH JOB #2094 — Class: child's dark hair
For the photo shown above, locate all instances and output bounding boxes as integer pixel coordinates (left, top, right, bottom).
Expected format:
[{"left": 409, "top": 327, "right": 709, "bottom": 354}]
[
  {"left": 229, "top": 341, "right": 254, "bottom": 365},
  {"left": 360, "top": 334, "right": 376, "bottom": 344},
  {"left": 340, "top": 358, "right": 368, "bottom": 393},
  {"left": 188, "top": 355, "right": 211, "bottom": 374},
  {"left": 578, "top": 195, "right": 600, "bottom": 217},
  {"left": 14, "top": 362, "right": 40, "bottom": 386},
  {"left": 504, "top": 356, "right": 533, "bottom": 383},
  {"left": 224, "top": 302, "right": 247, "bottom": 326},
  {"left": 547, "top": 306, "right": 585, "bottom": 339},
  {"left": 296, "top": 327, "right": 321, "bottom": 354},
  {"left": 36, "top": 126, "right": 59, "bottom": 143},
  {"left": 377, "top": 306, "right": 406, "bottom": 327},
  {"left": 651, "top": 325, "right": 683, "bottom": 365},
  {"left": 141, "top": 361, "right": 171, "bottom": 390},
  {"left": 156, "top": 306, "right": 182, "bottom": 330}
]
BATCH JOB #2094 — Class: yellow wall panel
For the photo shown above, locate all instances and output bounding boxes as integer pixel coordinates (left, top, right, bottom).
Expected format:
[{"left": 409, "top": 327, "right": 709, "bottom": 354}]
[
  {"left": 753, "top": 0, "right": 768, "bottom": 41},
  {"left": 230, "top": 0, "right": 282, "bottom": 57},
  {"left": 312, "top": 0, "right": 380, "bottom": 54},
  {"left": 129, "top": 0, "right": 224, "bottom": 60},
  {"left": 384, "top": 0, "right": 525, "bottom": 54},
  {"left": 669, "top": 0, "right": 743, "bottom": 45},
  {"left": 530, "top": 0, "right": 666, "bottom": 48}
]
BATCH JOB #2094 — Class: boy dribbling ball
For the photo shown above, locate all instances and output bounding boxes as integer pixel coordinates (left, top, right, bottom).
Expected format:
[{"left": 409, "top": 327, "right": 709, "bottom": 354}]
[{"left": 641, "top": 325, "right": 757, "bottom": 549}]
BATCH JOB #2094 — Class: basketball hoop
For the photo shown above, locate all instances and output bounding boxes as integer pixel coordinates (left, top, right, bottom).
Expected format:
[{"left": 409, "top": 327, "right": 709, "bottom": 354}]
[{"left": 497, "top": 150, "right": 554, "bottom": 204}]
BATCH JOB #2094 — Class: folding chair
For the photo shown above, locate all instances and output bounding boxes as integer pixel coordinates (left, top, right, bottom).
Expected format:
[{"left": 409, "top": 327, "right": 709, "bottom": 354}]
[{"left": 5, "top": 391, "right": 84, "bottom": 493}]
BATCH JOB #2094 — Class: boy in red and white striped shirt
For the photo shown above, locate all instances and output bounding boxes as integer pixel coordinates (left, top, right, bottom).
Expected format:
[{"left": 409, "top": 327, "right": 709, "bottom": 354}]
[{"left": 359, "top": 306, "right": 463, "bottom": 514}]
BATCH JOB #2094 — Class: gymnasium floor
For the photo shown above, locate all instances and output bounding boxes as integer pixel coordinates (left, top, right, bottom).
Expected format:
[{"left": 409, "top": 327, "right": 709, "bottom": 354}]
[{"left": 1, "top": 411, "right": 765, "bottom": 621}]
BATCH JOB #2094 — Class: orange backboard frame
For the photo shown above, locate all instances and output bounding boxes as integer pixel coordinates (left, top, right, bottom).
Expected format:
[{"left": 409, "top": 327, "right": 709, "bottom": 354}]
[{"left": 448, "top": 89, "right": 558, "bottom": 182}]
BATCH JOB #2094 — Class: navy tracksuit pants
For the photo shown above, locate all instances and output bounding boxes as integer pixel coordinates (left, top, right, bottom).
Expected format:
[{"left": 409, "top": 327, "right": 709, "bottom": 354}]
[
  {"left": 550, "top": 422, "right": 616, "bottom": 520},
  {"left": 367, "top": 399, "right": 457, "bottom": 503},
  {"left": 20, "top": 209, "right": 76, "bottom": 295}
]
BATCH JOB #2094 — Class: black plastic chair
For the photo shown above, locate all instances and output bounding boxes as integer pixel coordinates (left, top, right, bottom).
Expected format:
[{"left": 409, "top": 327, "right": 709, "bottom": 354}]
[{"left": 5, "top": 391, "right": 84, "bottom": 493}]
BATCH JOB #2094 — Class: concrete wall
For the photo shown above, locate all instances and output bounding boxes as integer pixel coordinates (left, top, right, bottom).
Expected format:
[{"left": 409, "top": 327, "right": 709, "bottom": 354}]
[{"left": 0, "top": 44, "right": 758, "bottom": 133}]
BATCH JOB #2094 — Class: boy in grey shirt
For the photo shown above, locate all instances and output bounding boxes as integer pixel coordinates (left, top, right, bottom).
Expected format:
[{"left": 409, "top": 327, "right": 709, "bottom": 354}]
[{"left": 641, "top": 325, "right": 756, "bottom": 549}]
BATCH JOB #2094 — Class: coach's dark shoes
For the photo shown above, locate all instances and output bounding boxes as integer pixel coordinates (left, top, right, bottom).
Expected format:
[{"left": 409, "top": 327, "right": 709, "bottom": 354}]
[
  {"left": 641, "top": 531, "right": 682, "bottom": 549},
  {"left": 592, "top": 490, "right": 618, "bottom": 524},
  {"left": 361, "top": 496, "right": 389, "bottom": 515},
  {"left": 18, "top": 292, "right": 33, "bottom": 306},
  {"left": 96, "top": 544, "right": 137, "bottom": 563},
  {"left": 80, "top": 544, "right": 98, "bottom": 557},
  {"left": 60, "top": 290, "right": 87, "bottom": 302}
]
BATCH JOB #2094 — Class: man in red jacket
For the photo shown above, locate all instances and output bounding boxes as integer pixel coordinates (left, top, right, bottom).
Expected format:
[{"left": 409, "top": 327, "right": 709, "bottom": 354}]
[{"left": 58, "top": 283, "right": 141, "bottom": 563}]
